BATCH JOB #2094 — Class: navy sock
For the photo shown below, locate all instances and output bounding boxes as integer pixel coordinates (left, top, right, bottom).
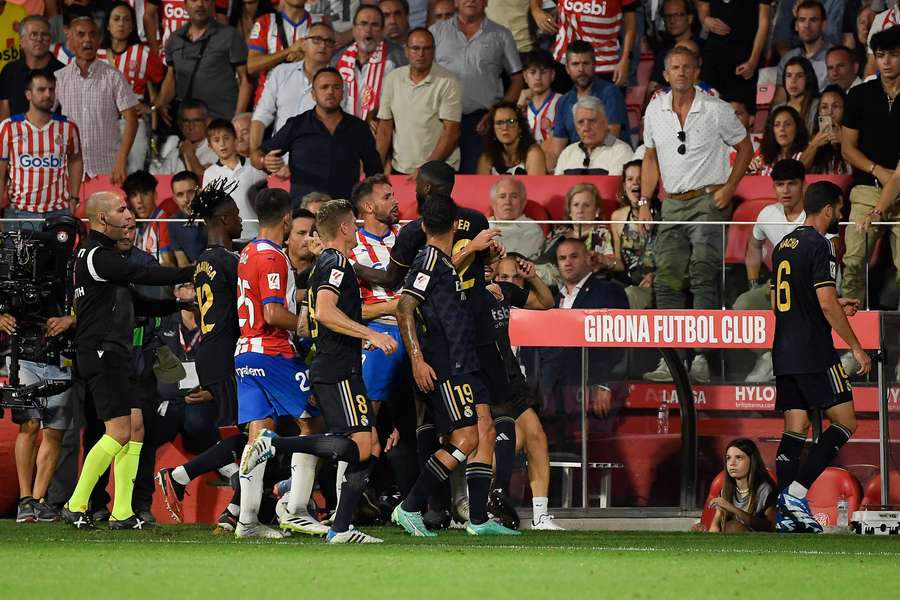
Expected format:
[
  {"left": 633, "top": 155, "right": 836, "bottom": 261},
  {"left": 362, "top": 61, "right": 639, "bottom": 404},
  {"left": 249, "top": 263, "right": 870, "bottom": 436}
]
[
  {"left": 796, "top": 425, "right": 852, "bottom": 490},
  {"left": 402, "top": 455, "right": 450, "bottom": 513},
  {"left": 183, "top": 433, "right": 247, "bottom": 481},
  {"left": 775, "top": 431, "right": 806, "bottom": 493},
  {"left": 466, "top": 462, "right": 492, "bottom": 525},
  {"left": 493, "top": 417, "right": 516, "bottom": 493}
]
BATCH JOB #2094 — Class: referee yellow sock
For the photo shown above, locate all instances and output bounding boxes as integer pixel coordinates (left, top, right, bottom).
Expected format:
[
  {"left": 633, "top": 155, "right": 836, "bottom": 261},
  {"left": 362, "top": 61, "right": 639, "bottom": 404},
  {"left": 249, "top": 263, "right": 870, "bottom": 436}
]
[
  {"left": 67, "top": 435, "right": 122, "bottom": 513},
  {"left": 111, "top": 441, "right": 142, "bottom": 522}
]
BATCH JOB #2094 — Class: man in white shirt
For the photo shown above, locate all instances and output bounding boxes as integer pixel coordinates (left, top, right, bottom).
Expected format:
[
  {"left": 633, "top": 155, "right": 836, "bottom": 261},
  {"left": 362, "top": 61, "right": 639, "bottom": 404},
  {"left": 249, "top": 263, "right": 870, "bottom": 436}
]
[
  {"left": 554, "top": 97, "right": 633, "bottom": 175},
  {"left": 488, "top": 177, "right": 544, "bottom": 260},
  {"left": 640, "top": 46, "right": 752, "bottom": 383},
  {"left": 152, "top": 99, "right": 218, "bottom": 177}
]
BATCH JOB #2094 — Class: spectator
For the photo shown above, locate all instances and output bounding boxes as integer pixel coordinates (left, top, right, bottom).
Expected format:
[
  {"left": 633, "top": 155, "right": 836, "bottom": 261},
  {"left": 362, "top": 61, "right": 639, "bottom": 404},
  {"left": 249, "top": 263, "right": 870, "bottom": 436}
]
[
  {"left": 254, "top": 67, "right": 382, "bottom": 204},
  {"left": 477, "top": 102, "right": 546, "bottom": 175},
  {"left": 0, "top": 70, "right": 83, "bottom": 225},
  {"left": 538, "top": 182, "right": 616, "bottom": 283},
  {"left": 825, "top": 45, "right": 862, "bottom": 92},
  {"left": 516, "top": 49, "right": 561, "bottom": 151},
  {"left": 203, "top": 118, "right": 267, "bottom": 241},
  {"left": 0, "top": 0, "right": 25, "bottom": 74},
  {"left": 749, "top": 106, "right": 809, "bottom": 175},
  {"left": 773, "top": 0, "right": 847, "bottom": 54},
  {"left": 648, "top": 0, "right": 699, "bottom": 100},
  {"left": 143, "top": 0, "right": 230, "bottom": 57},
  {"left": 334, "top": 5, "right": 406, "bottom": 123},
  {"left": 640, "top": 46, "right": 752, "bottom": 383},
  {"left": 56, "top": 17, "right": 138, "bottom": 184},
  {"left": 246, "top": 0, "right": 317, "bottom": 105},
  {"left": 737, "top": 159, "right": 810, "bottom": 382},
  {"left": 287, "top": 206, "right": 318, "bottom": 276},
  {"left": 774, "top": 55, "right": 820, "bottom": 134},
  {"left": 864, "top": 3, "right": 900, "bottom": 77},
  {"left": 548, "top": 40, "right": 627, "bottom": 169},
  {"left": 306, "top": 0, "right": 361, "bottom": 47},
  {"left": 0, "top": 16, "right": 64, "bottom": 121},
  {"left": 230, "top": 0, "right": 276, "bottom": 40},
  {"left": 51, "top": 5, "right": 105, "bottom": 66},
  {"left": 430, "top": 0, "right": 523, "bottom": 174},
  {"left": 232, "top": 112, "right": 251, "bottom": 157},
  {"left": 550, "top": 0, "right": 636, "bottom": 86},
  {"left": 610, "top": 160, "right": 656, "bottom": 310},
  {"left": 485, "top": 0, "right": 532, "bottom": 54},
  {"left": 697, "top": 0, "right": 771, "bottom": 111},
  {"left": 167, "top": 170, "right": 208, "bottom": 264},
  {"left": 726, "top": 97, "right": 762, "bottom": 168},
  {"left": 101, "top": 1, "right": 165, "bottom": 174},
  {"left": 155, "top": 0, "right": 251, "bottom": 123},
  {"left": 554, "top": 97, "right": 633, "bottom": 175},
  {"left": 488, "top": 177, "right": 545, "bottom": 260},
  {"left": 705, "top": 438, "right": 777, "bottom": 533},
  {"left": 301, "top": 190, "right": 330, "bottom": 214},
  {"left": 840, "top": 26, "right": 900, "bottom": 310},
  {"left": 773, "top": 0, "right": 833, "bottom": 103},
  {"left": 375, "top": 27, "right": 461, "bottom": 175},
  {"left": 855, "top": 4, "right": 877, "bottom": 73},
  {"left": 381, "top": 0, "right": 410, "bottom": 46},
  {"left": 123, "top": 169, "right": 178, "bottom": 265},
  {"left": 428, "top": 0, "right": 454, "bottom": 25},
  {"left": 807, "top": 85, "right": 849, "bottom": 175},
  {"left": 152, "top": 99, "right": 217, "bottom": 177},
  {"left": 250, "top": 21, "right": 338, "bottom": 165}
]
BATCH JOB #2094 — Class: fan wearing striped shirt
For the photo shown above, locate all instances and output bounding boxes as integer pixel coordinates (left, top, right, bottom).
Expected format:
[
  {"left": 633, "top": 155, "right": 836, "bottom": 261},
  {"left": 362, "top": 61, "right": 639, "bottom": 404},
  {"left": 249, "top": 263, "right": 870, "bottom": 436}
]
[{"left": 0, "top": 69, "right": 83, "bottom": 223}]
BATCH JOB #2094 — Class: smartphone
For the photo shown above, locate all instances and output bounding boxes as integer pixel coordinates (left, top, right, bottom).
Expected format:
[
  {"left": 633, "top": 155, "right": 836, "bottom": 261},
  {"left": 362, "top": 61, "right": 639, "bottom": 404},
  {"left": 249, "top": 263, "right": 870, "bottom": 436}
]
[{"left": 818, "top": 115, "right": 833, "bottom": 136}]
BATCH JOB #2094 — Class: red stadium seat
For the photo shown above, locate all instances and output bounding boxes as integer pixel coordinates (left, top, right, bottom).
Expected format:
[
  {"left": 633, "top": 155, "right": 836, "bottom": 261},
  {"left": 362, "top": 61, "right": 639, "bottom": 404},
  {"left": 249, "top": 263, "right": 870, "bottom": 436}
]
[
  {"left": 522, "top": 200, "right": 553, "bottom": 235},
  {"left": 861, "top": 471, "right": 900, "bottom": 507},
  {"left": 724, "top": 198, "right": 774, "bottom": 265},
  {"left": 753, "top": 108, "right": 768, "bottom": 134},
  {"left": 806, "top": 467, "right": 862, "bottom": 528},
  {"left": 626, "top": 85, "right": 646, "bottom": 110},
  {"left": 637, "top": 59, "right": 654, "bottom": 88},
  {"left": 756, "top": 83, "right": 776, "bottom": 108}
]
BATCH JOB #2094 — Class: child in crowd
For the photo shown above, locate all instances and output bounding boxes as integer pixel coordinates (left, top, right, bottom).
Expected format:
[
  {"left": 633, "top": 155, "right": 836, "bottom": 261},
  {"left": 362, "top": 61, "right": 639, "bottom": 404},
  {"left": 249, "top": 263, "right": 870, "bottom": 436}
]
[
  {"left": 202, "top": 119, "right": 267, "bottom": 241},
  {"left": 517, "top": 49, "right": 561, "bottom": 154},
  {"left": 707, "top": 438, "right": 777, "bottom": 533}
]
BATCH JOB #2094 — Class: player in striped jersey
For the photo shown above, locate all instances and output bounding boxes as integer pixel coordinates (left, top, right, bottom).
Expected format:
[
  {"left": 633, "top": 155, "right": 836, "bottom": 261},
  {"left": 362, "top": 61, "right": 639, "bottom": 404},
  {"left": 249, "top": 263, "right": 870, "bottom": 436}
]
[
  {"left": 0, "top": 70, "right": 82, "bottom": 221},
  {"left": 552, "top": 0, "right": 637, "bottom": 84},
  {"left": 247, "top": 0, "right": 320, "bottom": 104}
]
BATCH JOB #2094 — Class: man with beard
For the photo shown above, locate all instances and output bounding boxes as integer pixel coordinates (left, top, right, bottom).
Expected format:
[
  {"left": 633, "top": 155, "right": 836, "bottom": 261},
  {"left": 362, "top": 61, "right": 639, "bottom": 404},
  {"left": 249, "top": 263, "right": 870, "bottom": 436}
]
[{"left": 770, "top": 181, "right": 870, "bottom": 533}]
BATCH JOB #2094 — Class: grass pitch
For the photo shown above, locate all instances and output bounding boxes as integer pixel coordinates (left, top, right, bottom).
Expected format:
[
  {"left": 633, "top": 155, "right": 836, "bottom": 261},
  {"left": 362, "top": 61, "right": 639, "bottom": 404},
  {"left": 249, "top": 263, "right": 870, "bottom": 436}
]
[{"left": 1, "top": 521, "right": 898, "bottom": 599}]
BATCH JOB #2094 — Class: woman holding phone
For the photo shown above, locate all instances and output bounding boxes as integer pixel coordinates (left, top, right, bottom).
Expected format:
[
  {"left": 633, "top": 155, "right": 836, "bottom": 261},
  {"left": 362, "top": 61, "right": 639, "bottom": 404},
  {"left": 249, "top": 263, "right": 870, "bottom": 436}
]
[{"left": 805, "top": 85, "right": 850, "bottom": 175}]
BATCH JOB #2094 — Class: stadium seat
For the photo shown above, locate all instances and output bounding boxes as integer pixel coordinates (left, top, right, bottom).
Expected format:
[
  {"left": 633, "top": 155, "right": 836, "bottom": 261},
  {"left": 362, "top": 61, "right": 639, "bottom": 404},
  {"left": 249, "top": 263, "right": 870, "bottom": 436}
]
[
  {"left": 724, "top": 198, "right": 775, "bottom": 266},
  {"left": 753, "top": 108, "right": 768, "bottom": 134},
  {"left": 806, "top": 467, "right": 862, "bottom": 528},
  {"left": 637, "top": 59, "right": 654, "bottom": 88},
  {"left": 861, "top": 471, "right": 900, "bottom": 507},
  {"left": 756, "top": 83, "right": 776, "bottom": 109}
]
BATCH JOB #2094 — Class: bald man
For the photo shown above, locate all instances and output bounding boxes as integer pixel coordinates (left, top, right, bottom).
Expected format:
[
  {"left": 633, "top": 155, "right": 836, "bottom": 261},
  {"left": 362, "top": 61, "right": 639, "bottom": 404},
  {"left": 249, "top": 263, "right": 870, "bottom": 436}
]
[{"left": 62, "top": 192, "right": 194, "bottom": 530}]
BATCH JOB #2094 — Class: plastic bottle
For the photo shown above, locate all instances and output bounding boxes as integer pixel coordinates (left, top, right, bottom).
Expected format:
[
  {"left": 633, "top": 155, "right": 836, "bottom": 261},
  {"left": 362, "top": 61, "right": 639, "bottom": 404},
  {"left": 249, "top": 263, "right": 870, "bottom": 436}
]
[
  {"left": 836, "top": 494, "right": 849, "bottom": 529},
  {"left": 657, "top": 399, "right": 669, "bottom": 434}
]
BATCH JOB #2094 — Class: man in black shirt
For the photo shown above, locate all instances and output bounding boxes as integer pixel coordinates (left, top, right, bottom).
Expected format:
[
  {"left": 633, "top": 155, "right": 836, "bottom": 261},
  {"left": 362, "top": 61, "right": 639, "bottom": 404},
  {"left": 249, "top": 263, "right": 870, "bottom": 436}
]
[
  {"left": 770, "top": 182, "right": 871, "bottom": 534},
  {"left": 0, "top": 15, "right": 64, "bottom": 120},
  {"left": 840, "top": 26, "right": 900, "bottom": 308},
  {"left": 392, "top": 192, "right": 515, "bottom": 536},
  {"left": 63, "top": 191, "right": 193, "bottom": 530},
  {"left": 303, "top": 199, "right": 396, "bottom": 543},
  {"left": 254, "top": 67, "right": 382, "bottom": 205}
]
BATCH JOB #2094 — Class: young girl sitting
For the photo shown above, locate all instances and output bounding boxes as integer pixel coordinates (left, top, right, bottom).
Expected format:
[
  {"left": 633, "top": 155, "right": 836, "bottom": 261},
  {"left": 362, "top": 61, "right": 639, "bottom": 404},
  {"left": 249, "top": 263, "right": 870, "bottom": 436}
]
[{"left": 707, "top": 438, "right": 777, "bottom": 533}]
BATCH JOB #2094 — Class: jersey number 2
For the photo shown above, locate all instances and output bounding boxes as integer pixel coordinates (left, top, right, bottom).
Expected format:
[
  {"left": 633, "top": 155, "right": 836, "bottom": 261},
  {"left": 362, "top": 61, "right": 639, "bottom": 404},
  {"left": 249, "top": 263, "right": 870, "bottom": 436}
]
[
  {"left": 198, "top": 283, "right": 214, "bottom": 334},
  {"left": 775, "top": 260, "right": 791, "bottom": 312}
]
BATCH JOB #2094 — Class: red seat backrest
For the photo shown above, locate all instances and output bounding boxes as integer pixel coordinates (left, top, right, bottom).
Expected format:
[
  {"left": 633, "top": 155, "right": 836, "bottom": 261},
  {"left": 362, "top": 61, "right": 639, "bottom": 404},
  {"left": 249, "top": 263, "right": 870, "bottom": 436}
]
[
  {"left": 861, "top": 471, "right": 900, "bottom": 507},
  {"left": 806, "top": 467, "right": 862, "bottom": 528},
  {"left": 724, "top": 198, "right": 775, "bottom": 265}
]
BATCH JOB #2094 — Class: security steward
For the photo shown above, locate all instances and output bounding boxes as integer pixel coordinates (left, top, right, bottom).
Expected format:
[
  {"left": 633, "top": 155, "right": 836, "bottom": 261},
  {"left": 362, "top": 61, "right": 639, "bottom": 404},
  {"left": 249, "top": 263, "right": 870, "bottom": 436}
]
[{"left": 62, "top": 191, "right": 194, "bottom": 530}]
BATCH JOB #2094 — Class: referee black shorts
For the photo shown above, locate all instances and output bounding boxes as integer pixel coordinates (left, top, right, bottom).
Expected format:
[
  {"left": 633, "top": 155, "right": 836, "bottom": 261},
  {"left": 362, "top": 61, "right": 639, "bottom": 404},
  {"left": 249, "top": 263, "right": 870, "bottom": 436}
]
[
  {"left": 314, "top": 374, "right": 374, "bottom": 435},
  {"left": 75, "top": 348, "right": 137, "bottom": 422},
  {"left": 775, "top": 362, "right": 853, "bottom": 413},
  {"left": 475, "top": 343, "right": 510, "bottom": 407},
  {"left": 426, "top": 372, "right": 482, "bottom": 435}
]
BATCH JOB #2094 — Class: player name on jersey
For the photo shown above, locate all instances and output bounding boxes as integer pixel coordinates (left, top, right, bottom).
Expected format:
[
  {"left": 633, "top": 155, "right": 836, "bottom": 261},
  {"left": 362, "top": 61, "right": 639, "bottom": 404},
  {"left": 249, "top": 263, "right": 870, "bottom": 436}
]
[{"left": 509, "top": 309, "right": 881, "bottom": 350}]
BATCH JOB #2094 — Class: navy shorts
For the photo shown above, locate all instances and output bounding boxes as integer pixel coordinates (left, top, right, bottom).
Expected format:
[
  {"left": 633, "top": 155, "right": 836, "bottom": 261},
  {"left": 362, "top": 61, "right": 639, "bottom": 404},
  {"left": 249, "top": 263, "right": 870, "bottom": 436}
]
[
  {"left": 775, "top": 362, "right": 853, "bottom": 413},
  {"left": 427, "top": 372, "right": 483, "bottom": 435},
  {"left": 235, "top": 353, "right": 319, "bottom": 424},
  {"left": 314, "top": 374, "right": 374, "bottom": 435}
]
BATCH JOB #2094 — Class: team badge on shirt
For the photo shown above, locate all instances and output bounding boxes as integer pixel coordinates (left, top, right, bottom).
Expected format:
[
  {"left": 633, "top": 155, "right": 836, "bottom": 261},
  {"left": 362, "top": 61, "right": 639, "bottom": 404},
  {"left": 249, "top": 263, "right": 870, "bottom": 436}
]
[
  {"left": 830, "top": 261, "right": 837, "bottom": 279},
  {"left": 268, "top": 273, "right": 281, "bottom": 290},
  {"left": 329, "top": 268, "right": 344, "bottom": 287},
  {"left": 413, "top": 273, "right": 430, "bottom": 291}
]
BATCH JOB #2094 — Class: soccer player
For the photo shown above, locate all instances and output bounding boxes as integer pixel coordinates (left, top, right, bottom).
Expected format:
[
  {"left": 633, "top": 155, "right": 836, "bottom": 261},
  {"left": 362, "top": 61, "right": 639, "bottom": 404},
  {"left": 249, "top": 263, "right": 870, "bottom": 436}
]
[
  {"left": 391, "top": 193, "right": 515, "bottom": 536},
  {"left": 157, "top": 178, "right": 247, "bottom": 531},
  {"left": 770, "top": 181, "right": 871, "bottom": 533},
  {"left": 232, "top": 188, "right": 339, "bottom": 539}
]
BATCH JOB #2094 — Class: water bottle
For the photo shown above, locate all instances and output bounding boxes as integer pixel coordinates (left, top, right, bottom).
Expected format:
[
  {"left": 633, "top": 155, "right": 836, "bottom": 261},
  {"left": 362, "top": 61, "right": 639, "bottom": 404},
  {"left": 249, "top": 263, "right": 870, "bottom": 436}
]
[
  {"left": 657, "top": 399, "right": 669, "bottom": 434},
  {"left": 836, "top": 494, "right": 849, "bottom": 529}
]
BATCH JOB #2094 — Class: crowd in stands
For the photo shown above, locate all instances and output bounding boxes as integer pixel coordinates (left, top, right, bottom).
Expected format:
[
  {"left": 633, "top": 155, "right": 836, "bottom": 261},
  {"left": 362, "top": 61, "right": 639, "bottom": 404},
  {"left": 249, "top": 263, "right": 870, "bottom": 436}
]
[{"left": 0, "top": 0, "right": 899, "bottom": 526}]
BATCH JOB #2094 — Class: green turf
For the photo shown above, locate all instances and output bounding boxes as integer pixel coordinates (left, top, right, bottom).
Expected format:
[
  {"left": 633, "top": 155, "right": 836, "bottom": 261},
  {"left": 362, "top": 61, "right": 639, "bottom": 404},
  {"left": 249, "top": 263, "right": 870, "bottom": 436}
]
[{"left": 1, "top": 521, "right": 898, "bottom": 599}]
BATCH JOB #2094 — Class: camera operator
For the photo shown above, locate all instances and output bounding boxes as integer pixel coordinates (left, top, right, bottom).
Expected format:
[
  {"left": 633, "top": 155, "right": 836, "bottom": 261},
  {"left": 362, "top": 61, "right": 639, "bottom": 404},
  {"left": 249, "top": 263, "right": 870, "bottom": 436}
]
[
  {"left": 1, "top": 308, "right": 75, "bottom": 523},
  {"left": 62, "top": 191, "right": 193, "bottom": 530}
]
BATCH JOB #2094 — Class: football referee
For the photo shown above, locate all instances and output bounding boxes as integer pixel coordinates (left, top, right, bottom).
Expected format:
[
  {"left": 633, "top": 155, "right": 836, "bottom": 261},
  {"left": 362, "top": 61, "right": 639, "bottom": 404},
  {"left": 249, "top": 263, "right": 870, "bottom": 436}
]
[{"left": 62, "top": 191, "right": 193, "bottom": 530}]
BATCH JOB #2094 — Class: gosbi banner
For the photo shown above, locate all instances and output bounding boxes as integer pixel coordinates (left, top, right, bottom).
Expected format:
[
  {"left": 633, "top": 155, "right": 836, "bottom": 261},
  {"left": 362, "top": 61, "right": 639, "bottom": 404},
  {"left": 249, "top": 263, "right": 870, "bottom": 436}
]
[{"left": 508, "top": 309, "right": 881, "bottom": 350}]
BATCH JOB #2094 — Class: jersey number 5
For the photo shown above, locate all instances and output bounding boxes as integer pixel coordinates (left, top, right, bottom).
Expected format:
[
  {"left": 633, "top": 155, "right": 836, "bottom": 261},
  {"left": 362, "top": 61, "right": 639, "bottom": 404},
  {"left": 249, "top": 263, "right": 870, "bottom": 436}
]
[{"left": 775, "top": 260, "right": 791, "bottom": 312}]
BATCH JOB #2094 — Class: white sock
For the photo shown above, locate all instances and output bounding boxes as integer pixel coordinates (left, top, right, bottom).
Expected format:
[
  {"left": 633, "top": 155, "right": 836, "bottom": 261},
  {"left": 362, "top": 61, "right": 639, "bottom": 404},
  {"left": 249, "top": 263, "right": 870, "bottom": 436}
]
[
  {"left": 287, "top": 453, "right": 318, "bottom": 514},
  {"left": 218, "top": 463, "right": 238, "bottom": 479},
  {"left": 787, "top": 481, "right": 808, "bottom": 499},
  {"left": 532, "top": 496, "right": 548, "bottom": 522},
  {"left": 238, "top": 444, "right": 265, "bottom": 525},
  {"left": 171, "top": 466, "right": 190, "bottom": 486},
  {"left": 227, "top": 503, "right": 240, "bottom": 517},
  {"left": 335, "top": 460, "right": 348, "bottom": 508},
  {"left": 450, "top": 461, "right": 468, "bottom": 504}
]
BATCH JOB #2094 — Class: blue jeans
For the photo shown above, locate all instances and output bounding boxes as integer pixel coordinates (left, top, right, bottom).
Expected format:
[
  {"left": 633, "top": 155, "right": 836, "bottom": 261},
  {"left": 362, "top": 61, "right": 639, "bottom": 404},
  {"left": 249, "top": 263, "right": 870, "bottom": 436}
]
[{"left": 4, "top": 207, "right": 71, "bottom": 232}]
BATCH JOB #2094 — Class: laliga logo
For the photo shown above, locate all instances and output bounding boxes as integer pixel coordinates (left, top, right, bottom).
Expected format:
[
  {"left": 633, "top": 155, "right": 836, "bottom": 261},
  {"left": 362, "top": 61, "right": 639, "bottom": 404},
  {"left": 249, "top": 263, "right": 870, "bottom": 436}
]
[
  {"left": 163, "top": 3, "right": 189, "bottom": 19},
  {"left": 564, "top": 0, "right": 607, "bottom": 15},
  {"left": 19, "top": 154, "right": 64, "bottom": 168}
]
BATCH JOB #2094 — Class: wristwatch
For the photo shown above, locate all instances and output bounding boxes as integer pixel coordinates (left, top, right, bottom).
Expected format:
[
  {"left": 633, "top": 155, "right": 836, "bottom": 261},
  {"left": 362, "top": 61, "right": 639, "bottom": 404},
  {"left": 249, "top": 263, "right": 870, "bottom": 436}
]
[{"left": 637, "top": 196, "right": 650, "bottom": 208}]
